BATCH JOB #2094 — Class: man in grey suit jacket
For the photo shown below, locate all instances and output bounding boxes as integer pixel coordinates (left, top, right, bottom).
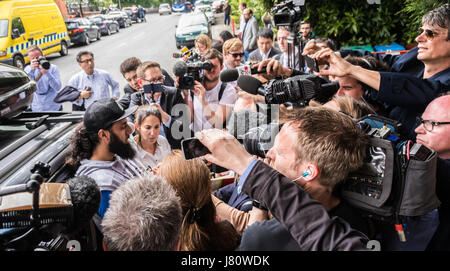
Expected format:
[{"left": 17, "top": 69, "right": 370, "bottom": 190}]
[
  {"left": 241, "top": 8, "right": 259, "bottom": 62},
  {"left": 248, "top": 28, "right": 281, "bottom": 63}
]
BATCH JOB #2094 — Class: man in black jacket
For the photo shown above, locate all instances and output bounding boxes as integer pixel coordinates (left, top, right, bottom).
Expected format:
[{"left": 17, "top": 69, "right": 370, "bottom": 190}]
[
  {"left": 118, "top": 57, "right": 175, "bottom": 109},
  {"left": 304, "top": 4, "right": 450, "bottom": 140},
  {"left": 129, "top": 61, "right": 188, "bottom": 149},
  {"left": 415, "top": 95, "right": 450, "bottom": 251},
  {"left": 118, "top": 57, "right": 142, "bottom": 109},
  {"left": 196, "top": 106, "right": 371, "bottom": 251}
]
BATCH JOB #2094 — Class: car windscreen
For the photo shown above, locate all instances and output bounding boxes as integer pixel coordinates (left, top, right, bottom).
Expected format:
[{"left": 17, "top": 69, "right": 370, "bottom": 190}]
[
  {"left": 179, "top": 16, "right": 206, "bottom": 28},
  {"left": 65, "top": 22, "right": 79, "bottom": 29},
  {"left": 90, "top": 17, "right": 102, "bottom": 23},
  {"left": 0, "top": 19, "right": 8, "bottom": 37}
]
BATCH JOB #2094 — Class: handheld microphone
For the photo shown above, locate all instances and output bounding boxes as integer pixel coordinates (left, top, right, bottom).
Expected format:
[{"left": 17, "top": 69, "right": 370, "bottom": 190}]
[
  {"left": 220, "top": 65, "right": 267, "bottom": 82},
  {"left": 172, "top": 47, "right": 191, "bottom": 58}
]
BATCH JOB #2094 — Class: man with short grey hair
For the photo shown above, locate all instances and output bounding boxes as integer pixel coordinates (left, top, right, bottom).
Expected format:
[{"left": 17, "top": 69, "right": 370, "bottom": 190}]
[{"left": 102, "top": 175, "right": 182, "bottom": 251}]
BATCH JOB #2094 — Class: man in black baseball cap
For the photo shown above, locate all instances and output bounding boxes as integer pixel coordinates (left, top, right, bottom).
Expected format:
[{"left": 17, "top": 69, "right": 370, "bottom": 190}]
[{"left": 66, "top": 98, "right": 147, "bottom": 224}]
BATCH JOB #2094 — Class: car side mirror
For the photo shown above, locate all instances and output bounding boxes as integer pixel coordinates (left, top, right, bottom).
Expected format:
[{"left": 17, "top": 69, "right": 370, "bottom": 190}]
[{"left": 11, "top": 29, "right": 21, "bottom": 39}]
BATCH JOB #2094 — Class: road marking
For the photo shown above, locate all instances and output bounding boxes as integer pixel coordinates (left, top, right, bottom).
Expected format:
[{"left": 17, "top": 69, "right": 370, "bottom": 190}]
[{"left": 117, "top": 42, "right": 126, "bottom": 47}]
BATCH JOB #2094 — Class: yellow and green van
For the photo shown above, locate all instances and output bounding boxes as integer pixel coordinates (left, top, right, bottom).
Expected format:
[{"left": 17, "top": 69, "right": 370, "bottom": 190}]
[{"left": 0, "top": 0, "right": 70, "bottom": 69}]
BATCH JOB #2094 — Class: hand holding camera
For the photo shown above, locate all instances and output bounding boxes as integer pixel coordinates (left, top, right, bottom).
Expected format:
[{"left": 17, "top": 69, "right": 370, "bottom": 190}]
[{"left": 79, "top": 87, "right": 93, "bottom": 100}]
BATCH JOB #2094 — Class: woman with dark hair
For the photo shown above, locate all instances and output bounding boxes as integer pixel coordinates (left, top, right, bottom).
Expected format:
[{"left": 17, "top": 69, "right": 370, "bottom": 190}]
[
  {"left": 158, "top": 150, "right": 240, "bottom": 251},
  {"left": 219, "top": 30, "right": 234, "bottom": 43},
  {"left": 131, "top": 105, "right": 171, "bottom": 170}
]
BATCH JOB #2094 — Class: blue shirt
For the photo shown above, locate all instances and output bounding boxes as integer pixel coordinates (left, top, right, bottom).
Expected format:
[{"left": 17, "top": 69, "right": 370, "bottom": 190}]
[
  {"left": 24, "top": 64, "right": 62, "bottom": 111},
  {"left": 68, "top": 69, "right": 120, "bottom": 109}
]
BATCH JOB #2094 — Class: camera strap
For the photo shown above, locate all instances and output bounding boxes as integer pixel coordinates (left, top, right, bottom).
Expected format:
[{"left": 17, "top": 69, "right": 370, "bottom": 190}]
[{"left": 35, "top": 72, "right": 43, "bottom": 82}]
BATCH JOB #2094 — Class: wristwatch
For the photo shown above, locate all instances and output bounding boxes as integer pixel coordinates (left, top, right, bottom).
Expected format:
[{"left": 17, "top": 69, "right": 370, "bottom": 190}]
[{"left": 252, "top": 200, "right": 268, "bottom": 211}]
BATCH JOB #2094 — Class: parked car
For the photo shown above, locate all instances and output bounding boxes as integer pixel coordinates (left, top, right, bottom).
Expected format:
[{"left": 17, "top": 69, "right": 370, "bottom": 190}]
[
  {"left": 159, "top": 3, "right": 172, "bottom": 15},
  {"left": 194, "top": 4, "right": 215, "bottom": 25},
  {"left": 175, "top": 12, "right": 210, "bottom": 49},
  {"left": 88, "top": 15, "right": 120, "bottom": 36},
  {"left": 108, "top": 11, "right": 132, "bottom": 27},
  {"left": 122, "top": 7, "right": 142, "bottom": 23},
  {"left": 212, "top": 0, "right": 224, "bottom": 13},
  {"left": 65, "top": 18, "right": 101, "bottom": 45}
]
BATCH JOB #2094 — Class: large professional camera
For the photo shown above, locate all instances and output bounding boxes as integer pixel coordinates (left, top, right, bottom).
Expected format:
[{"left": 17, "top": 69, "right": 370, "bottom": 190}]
[
  {"left": 237, "top": 74, "right": 339, "bottom": 107},
  {"left": 272, "top": 0, "right": 307, "bottom": 69},
  {"left": 340, "top": 114, "right": 440, "bottom": 240},
  {"left": 273, "top": 0, "right": 306, "bottom": 27},
  {"left": 173, "top": 59, "right": 213, "bottom": 90},
  {"left": 243, "top": 123, "right": 280, "bottom": 158}
]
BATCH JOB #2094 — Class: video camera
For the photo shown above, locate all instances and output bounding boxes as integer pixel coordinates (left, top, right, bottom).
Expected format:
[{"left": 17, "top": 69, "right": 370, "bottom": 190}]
[
  {"left": 272, "top": 0, "right": 307, "bottom": 69},
  {"left": 0, "top": 162, "right": 100, "bottom": 251},
  {"left": 341, "top": 114, "right": 440, "bottom": 241},
  {"left": 172, "top": 59, "right": 213, "bottom": 90},
  {"left": 273, "top": 0, "right": 306, "bottom": 28},
  {"left": 237, "top": 74, "right": 339, "bottom": 107}
]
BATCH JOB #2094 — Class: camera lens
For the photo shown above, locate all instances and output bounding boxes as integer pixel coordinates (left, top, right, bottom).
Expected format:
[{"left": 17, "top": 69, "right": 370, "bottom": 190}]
[{"left": 243, "top": 123, "right": 280, "bottom": 158}]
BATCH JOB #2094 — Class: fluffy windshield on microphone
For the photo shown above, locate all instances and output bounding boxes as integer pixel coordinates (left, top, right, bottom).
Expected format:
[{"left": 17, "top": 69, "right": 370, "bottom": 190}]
[
  {"left": 67, "top": 176, "right": 100, "bottom": 230},
  {"left": 219, "top": 69, "right": 239, "bottom": 82},
  {"left": 172, "top": 61, "right": 188, "bottom": 77}
]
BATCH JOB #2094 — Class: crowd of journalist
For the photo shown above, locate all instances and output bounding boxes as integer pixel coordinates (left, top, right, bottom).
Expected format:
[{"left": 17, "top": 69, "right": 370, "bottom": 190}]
[{"left": 4, "top": 2, "right": 450, "bottom": 251}]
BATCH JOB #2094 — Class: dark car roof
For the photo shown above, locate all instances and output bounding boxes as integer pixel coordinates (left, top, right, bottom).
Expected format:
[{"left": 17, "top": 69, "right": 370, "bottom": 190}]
[{"left": 1, "top": 64, "right": 83, "bottom": 187}]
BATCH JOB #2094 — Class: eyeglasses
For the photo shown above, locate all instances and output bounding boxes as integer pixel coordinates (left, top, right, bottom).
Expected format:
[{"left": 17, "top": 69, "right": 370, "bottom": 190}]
[
  {"left": 416, "top": 116, "right": 450, "bottom": 132},
  {"left": 79, "top": 58, "right": 94, "bottom": 64},
  {"left": 417, "top": 28, "right": 442, "bottom": 40},
  {"left": 230, "top": 52, "right": 244, "bottom": 58},
  {"left": 142, "top": 75, "right": 165, "bottom": 83}
]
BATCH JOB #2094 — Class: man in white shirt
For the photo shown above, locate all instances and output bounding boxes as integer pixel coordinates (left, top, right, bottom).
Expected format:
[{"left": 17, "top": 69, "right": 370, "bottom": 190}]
[
  {"left": 188, "top": 49, "right": 237, "bottom": 132},
  {"left": 68, "top": 51, "right": 120, "bottom": 111}
]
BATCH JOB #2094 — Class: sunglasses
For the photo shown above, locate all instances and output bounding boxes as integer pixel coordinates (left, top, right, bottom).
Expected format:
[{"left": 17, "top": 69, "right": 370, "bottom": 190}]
[
  {"left": 230, "top": 52, "right": 244, "bottom": 58},
  {"left": 417, "top": 28, "right": 441, "bottom": 40}
]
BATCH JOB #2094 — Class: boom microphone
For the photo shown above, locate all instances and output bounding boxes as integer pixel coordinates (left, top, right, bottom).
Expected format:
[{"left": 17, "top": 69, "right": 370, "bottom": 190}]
[{"left": 220, "top": 65, "right": 267, "bottom": 82}]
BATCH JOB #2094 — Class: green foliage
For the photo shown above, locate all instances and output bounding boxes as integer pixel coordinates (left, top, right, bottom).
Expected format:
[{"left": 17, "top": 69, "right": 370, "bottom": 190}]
[
  {"left": 303, "top": 0, "right": 409, "bottom": 48},
  {"left": 228, "top": 0, "right": 270, "bottom": 28}
]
